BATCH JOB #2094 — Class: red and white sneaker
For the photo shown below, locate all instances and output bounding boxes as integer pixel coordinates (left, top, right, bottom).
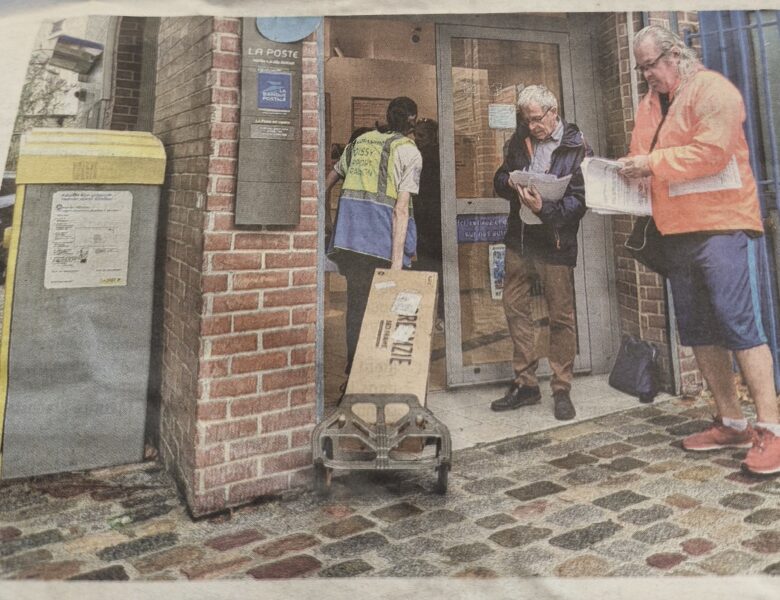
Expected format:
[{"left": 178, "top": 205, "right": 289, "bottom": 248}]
[
  {"left": 742, "top": 427, "right": 780, "bottom": 475},
  {"left": 681, "top": 417, "right": 754, "bottom": 451}
]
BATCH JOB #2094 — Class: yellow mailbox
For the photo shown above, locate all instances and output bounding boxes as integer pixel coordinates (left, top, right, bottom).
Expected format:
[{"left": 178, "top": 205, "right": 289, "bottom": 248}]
[{"left": 0, "top": 128, "right": 166, "bottom": 478}]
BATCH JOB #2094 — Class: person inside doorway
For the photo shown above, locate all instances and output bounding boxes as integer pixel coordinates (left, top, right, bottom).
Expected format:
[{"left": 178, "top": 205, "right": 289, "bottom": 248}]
[
  {"left": 325, "top": 97, "right": 423, "bottom": 392},
  {"left": 619, "top": 25, "right": 780, "bottom": 474},
  {"left": 491, "top": 84, "right": 590, "bottom": 421},
  {"left": 411, "top": 117, "right": 444, "bottom": 331}
]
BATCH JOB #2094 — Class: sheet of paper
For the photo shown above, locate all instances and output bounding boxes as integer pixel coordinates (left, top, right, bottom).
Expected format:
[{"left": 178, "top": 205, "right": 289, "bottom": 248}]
[
  {"left": 509, "top": 170, "right": 572, "bottom": 202},
  {"left": 668, "top": 155, "right": 742, "bottom": 197},
  {"left": 391, "top": 291, "right": 422, "bottom": 316},
  {"left": 582, "top": 157, "right": 652, "bottom": 216}
]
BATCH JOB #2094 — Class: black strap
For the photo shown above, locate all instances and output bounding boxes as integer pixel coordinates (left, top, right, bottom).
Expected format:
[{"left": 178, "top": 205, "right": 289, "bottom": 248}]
[{"left": 649, "top": 93, "right": 672, "bottom": 152}]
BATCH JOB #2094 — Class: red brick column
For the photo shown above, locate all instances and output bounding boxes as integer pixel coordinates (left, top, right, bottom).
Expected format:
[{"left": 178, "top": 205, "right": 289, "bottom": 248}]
[
  {"left": 154, "top": 17, "right": 320, "bottom": 516},
  {"left": 109, "top": 17, "right": 145, "bottom": 131}
]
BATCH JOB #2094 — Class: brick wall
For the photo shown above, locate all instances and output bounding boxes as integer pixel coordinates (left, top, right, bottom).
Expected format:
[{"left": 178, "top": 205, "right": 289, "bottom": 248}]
[
  {"left": 109, "top": 17, "right": 144, "bottom": 131},
  {"left": 153, "top": 17, "right": 319, "bottom": 516}
]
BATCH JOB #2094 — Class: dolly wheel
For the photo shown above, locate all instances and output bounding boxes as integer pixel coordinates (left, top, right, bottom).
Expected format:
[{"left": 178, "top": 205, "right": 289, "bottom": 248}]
[
  {"left": 435, "top": 463, "right": 449, "bottom": 495},
  {"left": 314, "top": 462, "right": 332, "bottom": 495}
]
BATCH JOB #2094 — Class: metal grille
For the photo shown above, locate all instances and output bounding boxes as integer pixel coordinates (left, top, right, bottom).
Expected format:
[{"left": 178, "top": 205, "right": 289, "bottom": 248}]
[{"left": 687, "top": 11, "right": 780, "bottom": 386}]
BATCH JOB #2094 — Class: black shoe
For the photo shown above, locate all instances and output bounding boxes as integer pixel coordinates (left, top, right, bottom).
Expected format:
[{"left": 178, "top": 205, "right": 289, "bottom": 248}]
[
  {"left": 553, "top": 390, "right": 576, "bottom": 420},
  {"left": 491, "top": 384, "right": 541, "bottom": 412}
]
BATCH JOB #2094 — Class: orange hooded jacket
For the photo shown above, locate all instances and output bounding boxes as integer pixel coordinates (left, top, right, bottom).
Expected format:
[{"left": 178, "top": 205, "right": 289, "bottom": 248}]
[{"left": 630, "top": 68, "right": 763, "bottom": 235}]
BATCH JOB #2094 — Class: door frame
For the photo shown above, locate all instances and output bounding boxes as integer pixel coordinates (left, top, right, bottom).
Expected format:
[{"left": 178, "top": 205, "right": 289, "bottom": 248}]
[{"left": 436, "top": 20, "right": 619, "bottom": 387}]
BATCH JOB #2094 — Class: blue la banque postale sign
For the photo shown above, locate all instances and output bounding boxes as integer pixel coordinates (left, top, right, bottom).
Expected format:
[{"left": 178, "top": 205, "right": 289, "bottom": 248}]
[{"left": 257, "top": 71, "right": 292, "bottom": 111}]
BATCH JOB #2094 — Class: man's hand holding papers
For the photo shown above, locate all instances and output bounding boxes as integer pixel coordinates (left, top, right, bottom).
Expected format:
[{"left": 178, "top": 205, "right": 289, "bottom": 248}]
[
  {"left": 508, "top": 170, "right": 573, "bottom": 224},
  {"left": 581, "top": 157, "right": 652, "bottom": 216}
]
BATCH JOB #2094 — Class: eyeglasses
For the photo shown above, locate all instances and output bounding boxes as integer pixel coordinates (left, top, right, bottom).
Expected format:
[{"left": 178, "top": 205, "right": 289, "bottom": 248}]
[
  {"left": 634, "top": 50, "right": 668, "bottom": 73},
  {"left": 520, "top": 106, "right": 552, "bottom": 126}
]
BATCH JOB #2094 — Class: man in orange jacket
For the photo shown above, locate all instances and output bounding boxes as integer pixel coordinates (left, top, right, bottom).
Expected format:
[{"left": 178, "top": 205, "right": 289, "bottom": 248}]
[{"left": 620, "top": 25, "right": 780, "bottom": 474}]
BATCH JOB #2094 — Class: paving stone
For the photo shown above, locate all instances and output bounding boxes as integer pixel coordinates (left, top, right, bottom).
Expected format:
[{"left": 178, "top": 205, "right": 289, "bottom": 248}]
[
  {"left": 462, "top": 477, "right": 515, "bottom": 495},
  {"left": 544, "top": 504, "right": 606, "bottom": 528},
  {"left": 454, "top": 566, "right": 498, "bottom": 578},
  {"left": 448, "top": 497, "right": 518, "bottom": 520},
  {"left": 597, "top": 473, "right": 643, "bottom": 489},
  {"left": 475, "top": 513, "right": 516, "bottom": 529},
  {"left": 507, "top": 464, "right": 563, "bottom": 483},
  {"left": 632, "top": 522, "right": 689, "bottom": 544},
  {"left": 247, "top": 554, "right": 322, "bottom": 579},
  {"left": 643, "top": 460, "right": 687, "bottom": 474},
  {"left": 540, "top": 432, "right": 623, "bottom": 457},
  {"left": 592, "top": 490, "right": 649, "bottom": 511},
  {"left": 96, "top": 533, "right": 178, "bottom": 562},
  {"left": 554, "top": 554, "right": 612, "bottom": 577},
  {"left": 370, "top": 502, "right": 422, "bottom": 523},
  {"left": 0, "top": 527, "right": 21, "bottom": 542},
  {"left": 614, "top": 423, "right": 655, "bottom": 437},
  {"left": 505, "top": 481, "right": 566, "bottom": 501},
  {"left": 132, "top": 545, "right": 205, "bottom": 574},
  {"left": 0, "top": 489, "right": 47, "bottom": 513},
  {"left": 604, "top": 457, "right": 649, "bottom": 472},
  {"left": 320, "top": 532, "right": 389, "bottom": 558},
  {"left": 664, "top": 494, "right": 701, "bottom": 509},
  {"left": 320, "top": 505, "right": 355, "bottom": 519},
  {"left": 487, "top": 435, "right": 552, "bottom": 455},
  {"left": 700, "top": 550, "right": 756, "bottom": 575},
  {"left": 548, "top": 521, "right": 622, "bottom": 550},
  {"left": 647, "top": 415, "right": 688, "bottom": 427},
  {"left": 681, "top": 538, "right": 716, "bottom": 556},
  {"left": 666, "top": 420, "right": 713, "bottom": 437},
  {"left": 714, "top": 457, "right": 743, "bottom": 469},
  {"left": 629, "top": 406, "right": 666, "bottom": 419},
  {"left": 318, "top": 515, "right": 375, "bottom": 539},
  {"left": 0, "top": 529, "right": 64, "bottom": 558},
  {"left": 68, "top": 565, "right": 129, "bottom": 581},
  {"left": 588, "top": 442, "right": 636, "bottom": 459},
  {"left": 318, "top": 559, "right": 373, "bottom": 577},
  {"left": 592, "top": 539, "right": 649, "bottom": 561},
  {"left": 382, "top": 509, "right": 465, "bottom": 540},
  {"left": 377, "top": 559, "right": 441, "bottom": 577},
  {"left": 0, "top": 549, "right": 52, "bottom": 573},
  {"left": 624, "top": 433, "right": 676, "bottom": 447},
  {"left": 13, "top": 560, "right": 83, "bottom": 580},
  {"left": 204, "top": 528, "right": 265, "bottom": 551},
  {"left": 548, "top": 452, "right": 599, "bottom": 470},
  {"left": 674, "top": 466, "right": 722, "bottom": 482},
  {"left": 592, "top": 413, "right": 635, "bottom": 427},
  {"left": 617, "top": 504, "right": 673, "bottom": 525},
  {"left": 750, "top": 480, "right": 780, "bottom": 496},
  {"left": 376, "top": 536, "right": 446, "bottom": 563},
  {"left": 725, "top": 471, "right": 760, "bottom": 486},
  {"left": 742, "top": 531, "right": 780, "bottom": 554},
  {"left": 488, "top": 525, "right": 552, "bottom": 548},
  {"left": 511, "top": 499, "right": 554, "bottom": 521},
  {"left": 608, "top": 563, "right": 656, "bottom": 577},
  {"left": 441, "top": 542, "right": 493, "bottom": 563},
  {"left": 764, "top": 562, "right": 780, "bottom": 575},
  {"left": 719, "top": 493, "right": 765, "bottom": 511},
  {"left": 253, "top": 533, "right": 319, "bottom": 559},
  {"left": 562, "top": 466, "right": 612, "bottom": 485},
  {"left": 180, "top": 556, "right": 252, "bottom": 580},
  {"left": 646, "top": 552, "right": 687, "bottom": 570},
  {"left": 744, "top": 508, "right": 780, "bottom": 525}
]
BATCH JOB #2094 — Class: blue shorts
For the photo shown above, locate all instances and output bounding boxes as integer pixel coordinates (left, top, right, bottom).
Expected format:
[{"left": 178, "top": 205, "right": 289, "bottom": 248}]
[{"left": 665, "top": 231, "right": 768, "bottom": 350}]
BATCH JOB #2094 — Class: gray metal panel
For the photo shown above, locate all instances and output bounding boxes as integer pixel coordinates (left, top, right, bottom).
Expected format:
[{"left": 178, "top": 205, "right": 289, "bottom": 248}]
[
  {"left": 2, "top": 184, "right": 159, "bottom": 478},
  {"left": 235, "top": 180, "right": 301, "bottom": 225}
]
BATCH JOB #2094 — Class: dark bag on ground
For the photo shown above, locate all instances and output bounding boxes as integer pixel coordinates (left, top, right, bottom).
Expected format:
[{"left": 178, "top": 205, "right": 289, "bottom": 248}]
[
  {"left": 609, "top": 335, "right": 659, "bottom": 403},
  {"left": 625, "top": 216, "right": 667, "bottom": 277}
]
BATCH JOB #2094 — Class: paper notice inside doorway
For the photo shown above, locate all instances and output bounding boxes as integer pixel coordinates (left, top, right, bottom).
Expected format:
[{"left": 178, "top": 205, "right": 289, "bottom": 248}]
[
  {"left": 582, "top": 157, "right": 652, "bottom": 216},
  {"left": 44, "top": 190, "right": 133, "bottom": 289}
]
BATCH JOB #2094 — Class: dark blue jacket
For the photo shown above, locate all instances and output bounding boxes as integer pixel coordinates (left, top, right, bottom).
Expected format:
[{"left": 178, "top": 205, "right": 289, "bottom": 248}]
[{"left": 493, "top": 120, "right": 591, "bottom": 267}]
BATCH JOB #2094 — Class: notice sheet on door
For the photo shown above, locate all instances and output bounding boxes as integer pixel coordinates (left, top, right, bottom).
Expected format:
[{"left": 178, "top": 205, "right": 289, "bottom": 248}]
[{"left": 44, "top": 190, "right": 133, "bottom": 289}]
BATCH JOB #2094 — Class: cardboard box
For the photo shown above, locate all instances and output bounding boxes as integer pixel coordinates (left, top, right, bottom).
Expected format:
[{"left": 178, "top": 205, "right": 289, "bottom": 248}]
[{"left": 345, "top": 269, "right": 438, "bottom": 425}]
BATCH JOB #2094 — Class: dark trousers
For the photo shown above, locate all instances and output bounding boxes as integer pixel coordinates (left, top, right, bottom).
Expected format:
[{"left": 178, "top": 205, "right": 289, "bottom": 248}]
[{"left": 339, "top": 253, "right": 390, "bottom": 374}]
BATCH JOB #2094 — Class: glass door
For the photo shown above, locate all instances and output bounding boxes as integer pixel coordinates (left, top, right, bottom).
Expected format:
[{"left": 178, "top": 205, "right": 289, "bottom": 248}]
[{"left": 437, "top": 24, "right": 591, "bottom": 387}]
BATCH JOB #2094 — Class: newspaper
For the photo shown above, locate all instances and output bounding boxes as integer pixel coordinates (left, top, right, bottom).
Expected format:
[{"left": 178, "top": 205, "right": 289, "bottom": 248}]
[
  {"left": 669, "top": 155, "right": 742, "bottom": 197},
  {"left": 509, "top": 170, "right": 572, "bottom": 224},
  {"left": 582, "top": 157, "right": 652, "bottom": 216}
]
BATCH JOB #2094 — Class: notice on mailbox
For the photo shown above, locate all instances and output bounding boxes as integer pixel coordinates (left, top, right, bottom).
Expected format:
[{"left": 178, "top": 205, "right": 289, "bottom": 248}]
[{"left": 44, "top": 190, "right": 133, "bottom": 289}]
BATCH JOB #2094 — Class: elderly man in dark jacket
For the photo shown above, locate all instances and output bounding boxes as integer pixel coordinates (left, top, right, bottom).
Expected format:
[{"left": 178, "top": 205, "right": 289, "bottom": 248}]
[{"left": 491, "top": 84, "right": 590, "bottom": 420}]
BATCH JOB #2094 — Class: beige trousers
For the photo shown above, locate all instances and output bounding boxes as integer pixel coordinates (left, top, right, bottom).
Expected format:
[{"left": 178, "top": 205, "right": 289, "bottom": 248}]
[{"left": 503, "top": 246, "right": 576, "bottom": 393}]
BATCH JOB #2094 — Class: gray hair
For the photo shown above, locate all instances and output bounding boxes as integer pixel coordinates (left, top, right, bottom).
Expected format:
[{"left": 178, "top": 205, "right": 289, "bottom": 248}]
[
  {"left": 517, "top": 85, "right": 558, "bottom": 112},
  {"left": 634, "top": 25, "right": 701, "bottom": 81}
]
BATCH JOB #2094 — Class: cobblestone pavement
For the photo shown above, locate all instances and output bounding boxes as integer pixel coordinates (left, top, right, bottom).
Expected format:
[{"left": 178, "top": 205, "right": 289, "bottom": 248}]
[{"left": 1, "top": 396, "right": 780, "bottom": 581}]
